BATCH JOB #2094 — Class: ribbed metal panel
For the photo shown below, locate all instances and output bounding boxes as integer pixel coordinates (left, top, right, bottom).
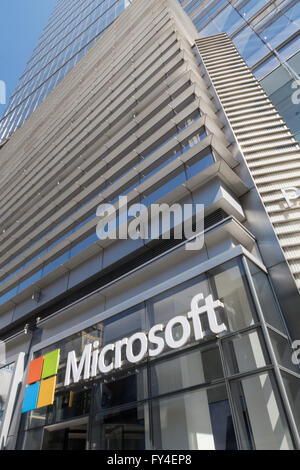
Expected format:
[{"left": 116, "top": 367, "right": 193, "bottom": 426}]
[
  {"left": 196, "top": 33, "right": 300, "bottom": 290},
  {"left": 0, "top": 2, "right": 243, "bottom": 308}
]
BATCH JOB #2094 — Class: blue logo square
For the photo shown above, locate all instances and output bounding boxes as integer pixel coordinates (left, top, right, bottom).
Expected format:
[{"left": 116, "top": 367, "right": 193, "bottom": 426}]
[{"left": 22, "top": 381, "right": 40, "bottom": 413}]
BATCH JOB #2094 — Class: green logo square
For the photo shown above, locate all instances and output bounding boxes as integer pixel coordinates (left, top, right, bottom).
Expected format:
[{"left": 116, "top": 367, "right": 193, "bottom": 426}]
[{"left": 41, "top": 349, "right": 60, "bottom": 379}]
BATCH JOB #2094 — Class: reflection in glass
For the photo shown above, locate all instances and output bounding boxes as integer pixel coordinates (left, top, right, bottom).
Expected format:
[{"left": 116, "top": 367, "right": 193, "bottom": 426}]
[
  {"left": 95, "top": 369, "right": 147, "bottom": 410},
  {"left": 150, "top": 345, "right": 223, "bottom": 396},
  {"left": 147, "top": 274, "right": 210, "bottom": 327},
  {"left": 152, "top": 386, "right": 237, "bottom": 450},
  {"left": 231, "top": 372, "right": 293, "bottom": 449},
  {"left": 201, "top": 4, "right": 244, "bottom": 36},
  {"left": 281, "top": 370, "right": 300, "bottom": 435},
  {"left": 222, "top": 329, "right": 268, "bottom": 375},
  {"left": 209, "top": 260, "right": 257, "bottom": 332},
  {"left": 47, "top": 388, "right": 91, "bottom": 425},
  {"left": 0, "top": 363, "right": 15, "bottom": 427},
  {"left": 91, "top": 405, "right": 149, "bottom": 450},
  {"left": 247, "top": 260, "right": 286, "bottom": 333},
  {"left": 18, "top": 427, "right": 44, "bottom": 450},
  {"left": 260, "top": 6, "right": 299, "bottom": 49},
  {"left": 268, "top": 329, "right": 300, "bottom": 374},
  {"left": 233, "top": 26, "right": 269, "bottom": 67}
]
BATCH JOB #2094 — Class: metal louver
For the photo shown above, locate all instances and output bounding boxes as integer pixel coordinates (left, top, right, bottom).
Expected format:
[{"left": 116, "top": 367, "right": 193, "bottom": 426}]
[{"left": 196, "top": 33, "right": 300, "bottom": 290}]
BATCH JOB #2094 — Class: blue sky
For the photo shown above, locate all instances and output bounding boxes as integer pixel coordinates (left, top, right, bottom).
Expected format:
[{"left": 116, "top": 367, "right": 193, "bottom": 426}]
[{"left": 0, "top": 0, "right": 57, "bottom": 119}]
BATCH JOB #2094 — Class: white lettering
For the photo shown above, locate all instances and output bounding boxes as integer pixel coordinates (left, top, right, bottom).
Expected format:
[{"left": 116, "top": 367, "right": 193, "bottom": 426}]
[
  {"left": 291, "top": 340, "right": 300, "bottom": 365},
  {"left": 115, "top": 337, "right": 128, "bottom": 369},
  {"left": 165, "top": 315, "right": 191, "bottom": 349},
  {"left": 98, "top": 343, "right": 115, "bottom": 374},
  {"left": 281, "top": 187, "right": 300, "bottom": 208},
  {"left": 65, "top": 293, "right": 227, "bottom": 385},
  {"left": 126, "top": 332, "right": 148, "bottom": 363},
  {"left": 64, "top": 343, "right": 92, "bottom": 386},
  {"left": 148, "top": 324, "right": 165, "bottom": 357}
]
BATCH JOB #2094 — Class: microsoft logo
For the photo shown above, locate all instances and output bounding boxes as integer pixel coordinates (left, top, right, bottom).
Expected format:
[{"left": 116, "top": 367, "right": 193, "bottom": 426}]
[{"left": 22, "top": 349, "right": 60, "bottom": 413}]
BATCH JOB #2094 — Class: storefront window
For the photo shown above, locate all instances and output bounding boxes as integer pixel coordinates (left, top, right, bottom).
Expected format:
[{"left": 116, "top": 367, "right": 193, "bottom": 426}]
[
  {"left": 100, "top": 405, "right": 149, "bottom": 450},
  {"left": 247, "top": 260, "right": 287, "bottom": 333},
  {"left": 49, "top": 387, "right": 91, "bottom": 425},
  {"left": 147, "top": 274, "right": 210, "bottom": 327},
  {"left": 94, "top": 369, "right": 148, "bottom": 410},
  {"left": 152, "top": 385, "right": 237, "bottom": 450},
  {"left": 231, "top": 372, "right": 294, "bottom": 450},
  {"left": 222, "top": 328, "right": 269, "bottom": 375},
  {"left": 18, "top": 427, "right": 44, "bottom": 451},
  {"left": 209, "top": 259, "right": 257, "bottom": 332},
  {"left": 150, "top": 344, "right": 223, "bottom": 396},
  {"left": 17, "top": 257, "right": 297, "bottom": 450}
]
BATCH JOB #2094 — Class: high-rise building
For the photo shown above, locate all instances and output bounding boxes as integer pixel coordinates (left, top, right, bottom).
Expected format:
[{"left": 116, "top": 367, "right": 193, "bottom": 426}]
[
  {"left": 0, "top": 0, "right": 299, "bottom": 451},
  {"left": 0, "top": 0, "right": 131, "bottom": 142},
  {"left": 181, "top": 0, "right": 300, "bottom": 143}
]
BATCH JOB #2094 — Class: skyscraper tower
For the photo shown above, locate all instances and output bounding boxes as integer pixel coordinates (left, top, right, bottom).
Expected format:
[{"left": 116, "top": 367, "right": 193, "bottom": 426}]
[
  {"left": 180, "top": 0, "right": 300, "bottom": 143},
  {"left": 0, "top": 0, "right": 131, "bottom": 142},
  {"left": 0, "top": 0, "right": 299, "bottom": 451}
]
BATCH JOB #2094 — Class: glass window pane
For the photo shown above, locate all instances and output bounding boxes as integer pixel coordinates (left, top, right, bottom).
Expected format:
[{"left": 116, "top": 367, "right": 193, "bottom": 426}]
[
  {"left": 279, "top": 36, "right": 300, "bottom": 61},
  {"left": 231, "top": 372, "right": 294, "bottom": 450},
  {"left": 47, "top": 387, "right": 91, "bottom": 425},
  {"left": 247, "top": 260, "right": 287, "bottom": 333},
  {"left": 211, "top": 4, "right": 244, "bottom": 35},
  {"left": 233, "top": 26, "right": 269, "bottom": 67},
  {"left": 17, "top": 427, "right": 44, "bottom": 450},
  {"left": 150, "top": 344, "right": 223, "bottom": 396},
  {"left": 94, "top": 369, "right": 148, "bottom": 410},
  {"left": 261, "top": 12, "right": 298, "bottom": 49},
  {"left": 209, "top": 259, "right": 257, "bottom": 332},
  {"left": 21, "top": 406, "right": 47, "bottom": 431},
  {"left": 253, "top": 55, "right": 280, "bottom": 80},
  {"left": 194, "top": 0, "right": 227, "bottom": 29},
  {"left": 238, "top": 0, "right": 267, "bottom": 20},
  {"left": 92, "top": 404, "right": 149, "bottom": 450},
  {"left": 147, "top": 274, "right": 210, "bottom": 327},
  {"left": 222, "top": 328, "right": 269, "bottom": 375},
  {"left": 268, "top": 329, "right": 300, "bottom": 374},
  {"left": 281, "top": 370, "right": 300, "bottom": 435},
  {"left": 152, "top": 385, "right": 238, "bottom": 450}
]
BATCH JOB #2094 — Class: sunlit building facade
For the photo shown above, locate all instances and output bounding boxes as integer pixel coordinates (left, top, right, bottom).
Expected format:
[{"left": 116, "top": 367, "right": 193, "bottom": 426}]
[
  {"left": 180, "top": 0, "right": 300, "bottom": 142},
  {"left": 0, "top": 0, "right": 299, "bottom": 451},
  {"left": 0, "top": 0, "right": 130, "bottom": 142}
]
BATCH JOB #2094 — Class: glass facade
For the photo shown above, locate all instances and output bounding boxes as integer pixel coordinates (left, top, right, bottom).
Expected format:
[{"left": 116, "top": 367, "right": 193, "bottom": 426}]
[
  {"left": 260, "top": 51, "right": 300, "bottom": 142},
  {"left": 16, "top": 257, "right": 300, "bottom": 450},
  {"left": 179, "top": 0, "right": 300, "bottom": 142},
  {"left": 0, "top": 0, "right": 129, "bottom": 142}
]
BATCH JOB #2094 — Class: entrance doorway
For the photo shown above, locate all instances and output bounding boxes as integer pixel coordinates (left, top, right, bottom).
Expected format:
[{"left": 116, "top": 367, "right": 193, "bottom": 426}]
[{"left": 42, "top": 417, "right": 89, "bottom": 450}]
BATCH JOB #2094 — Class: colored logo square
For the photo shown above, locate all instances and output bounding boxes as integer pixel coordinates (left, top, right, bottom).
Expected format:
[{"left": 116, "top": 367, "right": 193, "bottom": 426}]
[
  {"left": 27, "top": 356, "right": 44, "bottom": 384},
  {"left": 37, "top": 376, "right": 57, "bottom": 409},
  {"left": 41, "top": 349, "right": 60, "bottom": 379},
  {"left": 22, "top": 382, "right": 40, "bottom": 413}
]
